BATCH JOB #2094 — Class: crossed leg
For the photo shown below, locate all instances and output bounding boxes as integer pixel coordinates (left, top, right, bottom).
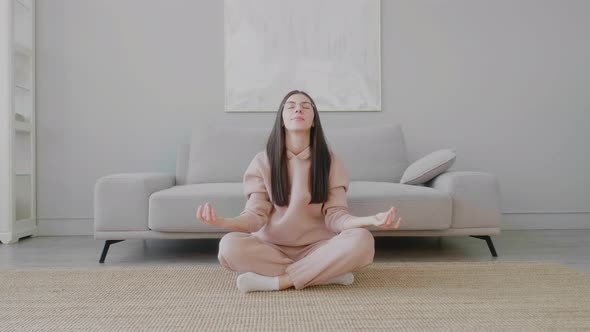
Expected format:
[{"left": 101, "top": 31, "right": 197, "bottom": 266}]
[
  {"left": 217, "top": 228, "right": 375, "bottom": 291},
  {"left": 284, "top": 228, "right": 375, "bottom": 289}
]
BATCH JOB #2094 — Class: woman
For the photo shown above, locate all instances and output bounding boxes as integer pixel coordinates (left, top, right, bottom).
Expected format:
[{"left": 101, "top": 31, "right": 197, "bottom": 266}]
[{"left": 196, "top": 90, "right": 402, "bottom": 293}]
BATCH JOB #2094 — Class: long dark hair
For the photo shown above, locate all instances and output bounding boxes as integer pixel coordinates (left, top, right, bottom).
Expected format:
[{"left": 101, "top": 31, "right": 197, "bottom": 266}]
[{"left": 266, "top": 90, "right": 332, "bottom": 206}]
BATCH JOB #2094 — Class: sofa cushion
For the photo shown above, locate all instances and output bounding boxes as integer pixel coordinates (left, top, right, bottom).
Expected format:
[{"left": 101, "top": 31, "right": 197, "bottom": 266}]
[
  {"left": 400, "top": 149, "right": 456, "bottom": 185},
  {"left": 324, "top": 123, "right": 409, "bottom": 182},
  {"left": 347, "top": 181, "right": 452, "bottom": 231},
  {"left": 148, "top": 181, "right": 452, "bottom": 232},
  {"left": 149, "top": 183, "right": 247, "bottom": 232},
  {"left": 187, "top": 126, "right": 270, "bottom": 184},
  {"left": 186, "top": 123, "right": 410, "bottom": 184}
]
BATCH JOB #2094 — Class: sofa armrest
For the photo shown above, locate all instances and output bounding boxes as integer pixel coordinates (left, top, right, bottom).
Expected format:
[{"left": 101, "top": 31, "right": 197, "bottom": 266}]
[
  {"left": 94, "top": 173, "right": 176, "bottom": 233},
  {"left": 426, "top": 171, "right": 502, "bottom": 229}
]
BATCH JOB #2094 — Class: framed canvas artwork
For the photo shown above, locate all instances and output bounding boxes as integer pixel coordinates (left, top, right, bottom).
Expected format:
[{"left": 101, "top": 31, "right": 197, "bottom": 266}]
[{"left": 224, "top": 0, "right": 381, "bottom": 112}]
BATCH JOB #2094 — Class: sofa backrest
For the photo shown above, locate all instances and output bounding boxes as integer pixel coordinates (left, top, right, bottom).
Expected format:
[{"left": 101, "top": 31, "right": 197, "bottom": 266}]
[{"left": 177, "top": 123, "right": 409, "bottom": 185}]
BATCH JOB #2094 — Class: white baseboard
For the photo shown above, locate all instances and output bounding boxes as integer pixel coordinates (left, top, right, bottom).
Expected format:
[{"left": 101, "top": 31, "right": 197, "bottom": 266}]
[
  {"left": 36, "top": 212, "right": 590, "bottom": 236},
  {"left": 500, "top": 212, "right": 590, "bottom": 230},
  {"left": 37, "top": 218, "right": 94, "bottom": 236}
]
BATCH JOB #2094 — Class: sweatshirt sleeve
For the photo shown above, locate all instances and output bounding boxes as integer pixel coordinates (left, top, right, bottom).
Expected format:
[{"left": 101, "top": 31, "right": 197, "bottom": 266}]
[
  {"left": 321, "top": 153, "right": 353, "bottom": 233},
  {"left": 234, "top": 153, "right": 273, "bottom": 233}
]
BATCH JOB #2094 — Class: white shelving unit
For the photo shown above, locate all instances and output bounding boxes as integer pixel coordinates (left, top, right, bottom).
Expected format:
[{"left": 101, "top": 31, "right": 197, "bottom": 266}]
[{"left": 1, "top": 0, "right": 37, "bottom": 244}]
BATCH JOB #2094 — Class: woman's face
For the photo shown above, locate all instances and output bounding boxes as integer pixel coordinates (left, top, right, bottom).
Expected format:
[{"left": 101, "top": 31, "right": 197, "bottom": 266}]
[{"left": 282, "top": 94, "right": 315, "bottom": 132}]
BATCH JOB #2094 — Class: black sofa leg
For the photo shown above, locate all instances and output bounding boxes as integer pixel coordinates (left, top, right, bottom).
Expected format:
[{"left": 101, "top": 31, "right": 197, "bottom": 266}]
[
  {"left": 470, "top": 235, "right": 498, "bottom": 257},
  {"left": 99, "top": 240, "right": 124, "bottom": 263}
]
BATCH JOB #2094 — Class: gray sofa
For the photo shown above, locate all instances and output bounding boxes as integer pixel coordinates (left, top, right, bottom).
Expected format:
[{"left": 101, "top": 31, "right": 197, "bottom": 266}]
[{"left": 94, "top": 123, "right": 501, "bottom": 263}]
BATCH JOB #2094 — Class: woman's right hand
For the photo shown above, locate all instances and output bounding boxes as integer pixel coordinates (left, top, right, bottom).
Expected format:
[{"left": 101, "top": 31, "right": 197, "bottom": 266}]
[{"left": 196, "top": 202, "right": 225, "bottom": 226}]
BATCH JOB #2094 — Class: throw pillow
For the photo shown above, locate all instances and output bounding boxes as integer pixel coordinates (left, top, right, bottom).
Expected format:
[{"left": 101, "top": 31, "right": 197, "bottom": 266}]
[{"left": 400, "top": 149, "right": 456, "bottom": 185}]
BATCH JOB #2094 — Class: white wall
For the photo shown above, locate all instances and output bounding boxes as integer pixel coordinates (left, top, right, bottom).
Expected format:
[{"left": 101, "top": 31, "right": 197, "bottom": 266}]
[{"left": 35, "top": 0, "right": 590, "bottom": 235}]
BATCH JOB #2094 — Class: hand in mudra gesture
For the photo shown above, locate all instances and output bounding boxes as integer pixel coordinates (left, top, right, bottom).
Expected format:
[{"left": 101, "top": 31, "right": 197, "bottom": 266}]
[
  {"left": 372, "top": 206, "right": 402, "bottom": 230},
  {"left": 196, "top": 202, "right": 225, "bottom": 226}
]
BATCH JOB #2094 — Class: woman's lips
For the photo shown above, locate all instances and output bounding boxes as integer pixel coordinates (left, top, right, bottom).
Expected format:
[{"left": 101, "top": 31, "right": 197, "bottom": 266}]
[{"left": 292, "top": 117, "right": 304, "bottom": 121}]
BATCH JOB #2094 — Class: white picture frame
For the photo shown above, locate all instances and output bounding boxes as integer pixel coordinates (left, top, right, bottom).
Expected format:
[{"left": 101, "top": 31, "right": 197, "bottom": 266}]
[{"left": 224, "top": 0, "right": 381, "bottom": 112}]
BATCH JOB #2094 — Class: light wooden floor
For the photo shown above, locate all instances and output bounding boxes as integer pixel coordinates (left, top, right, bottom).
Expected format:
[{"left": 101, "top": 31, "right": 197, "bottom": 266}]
[{"left": 1, "top": 230, "right": 589, "bottom": 274}]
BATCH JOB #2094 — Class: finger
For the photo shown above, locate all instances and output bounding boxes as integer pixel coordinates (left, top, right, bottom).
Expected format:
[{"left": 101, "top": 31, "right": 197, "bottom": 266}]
[
  {"left": 199, "top": 205, "right": 207, "bottom": 223},
  {"left": 387, "top": 207, "right": 394, "bottom": 225},
  {"left": 203, "top": 202, "right": 211, "bottom": 223},
  {"left": 386, "top": 207, "right": 394, "bottom": 226},
  {"left": 394, "top": 217, "right": 402, "bottom": 228},
  {"left": 391, "top": 207, "right": 399, "bottom": 225},
  {"left": 206, "top": 203, "right": 212, "bottom": 221},
  {"left": 379, "top": 210, "right": 391, "bottom": 226},
  {"left": 197, "top": 205, "right": 202, "bottom": 220},
  {"left": 212, "top": 207, "right": 217, "bottom": 222},
  {"left": 377, "top": 209, "right": 388, "bottom": 225},
  {"left": 378, "top": 212, "right": 389, "bottom": 227},
  {"left": 200, "top": 206, "right": 207, "bottom": 223}
]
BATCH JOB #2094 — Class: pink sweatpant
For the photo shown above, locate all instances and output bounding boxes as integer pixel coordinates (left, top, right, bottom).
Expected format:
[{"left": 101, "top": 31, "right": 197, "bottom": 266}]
[{"left": 217, "top": 227, "right": 375, "bottom": 289}]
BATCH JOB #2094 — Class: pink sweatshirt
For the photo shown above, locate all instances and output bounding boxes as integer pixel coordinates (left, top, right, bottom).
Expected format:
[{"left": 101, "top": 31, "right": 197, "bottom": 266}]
[{"left": 234, "top": 145, "right": 352, "bottom": 247}]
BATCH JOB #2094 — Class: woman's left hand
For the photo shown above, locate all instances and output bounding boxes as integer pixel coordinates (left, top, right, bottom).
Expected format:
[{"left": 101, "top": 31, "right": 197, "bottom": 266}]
[{"left": 372, "top": 206, "right": 402, "bottom": 230}]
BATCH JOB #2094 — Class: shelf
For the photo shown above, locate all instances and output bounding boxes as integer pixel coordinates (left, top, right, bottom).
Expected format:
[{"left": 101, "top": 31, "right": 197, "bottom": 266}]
[
  {"left": 14, "top": 0, "right": 33, "bottom": 49},
  {"left": 15, "top": 88, "right": 33, "bottom": 119},
  {"left": 2, "top": 0, "right": 36, "bottom": 244},
  {"left": 14, "top": 120, "right": 32, "bottom": 133},
  {"left": 15, "top": 83, "right": 31, "bottom": 92},
  {"left": 14, "top": 42, "right": 32, "bottom": 56},
  {"left": 15, "top": 0, "right": 32, "bottom": 11},
  {"left": 16, "top": 217, "right": 32, "bottom": 222}
]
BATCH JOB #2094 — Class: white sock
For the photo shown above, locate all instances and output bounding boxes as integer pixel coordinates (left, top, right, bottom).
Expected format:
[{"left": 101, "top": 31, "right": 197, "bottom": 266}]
[
  {"left": 317, "top": 272, "right": 354, "bottom": 286},
  {"left": 236, "top": 272, "right": 280, "bottom": 293}
]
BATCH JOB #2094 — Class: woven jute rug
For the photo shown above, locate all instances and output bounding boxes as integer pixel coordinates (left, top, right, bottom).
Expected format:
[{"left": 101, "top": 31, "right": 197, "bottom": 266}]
[{"left": 1, "top": 261, "right": 589, "bottom": 331}]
